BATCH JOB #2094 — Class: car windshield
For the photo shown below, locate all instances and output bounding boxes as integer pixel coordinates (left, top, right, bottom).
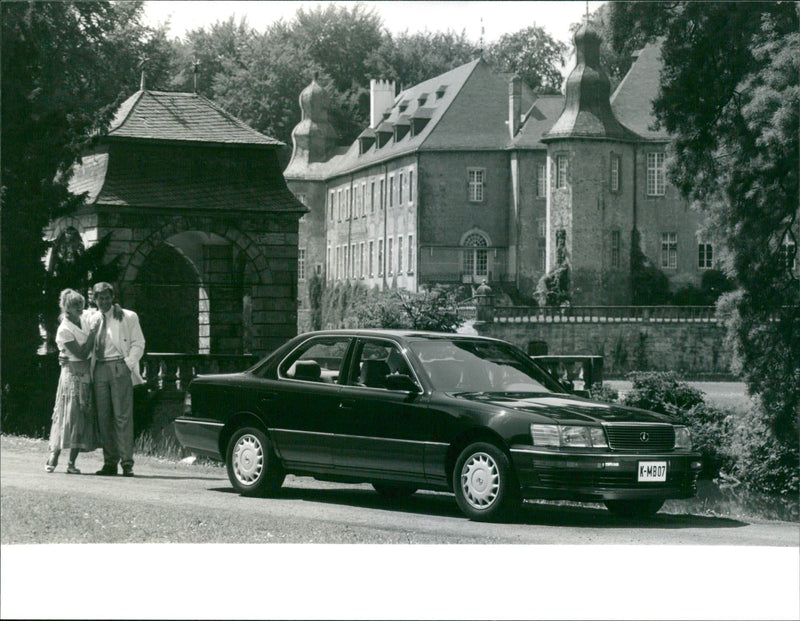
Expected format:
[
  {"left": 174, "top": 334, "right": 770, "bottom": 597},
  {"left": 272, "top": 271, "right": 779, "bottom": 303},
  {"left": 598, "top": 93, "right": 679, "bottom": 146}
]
[{"left": 409, "top": 339, "right": 559, "bottom": 394}]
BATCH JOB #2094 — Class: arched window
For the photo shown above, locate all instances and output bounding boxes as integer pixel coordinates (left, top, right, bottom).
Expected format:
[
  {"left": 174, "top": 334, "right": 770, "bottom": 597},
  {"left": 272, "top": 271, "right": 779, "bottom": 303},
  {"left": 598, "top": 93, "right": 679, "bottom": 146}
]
[{"left": 462, "top": 232, "right": 488, "bottom": 279}]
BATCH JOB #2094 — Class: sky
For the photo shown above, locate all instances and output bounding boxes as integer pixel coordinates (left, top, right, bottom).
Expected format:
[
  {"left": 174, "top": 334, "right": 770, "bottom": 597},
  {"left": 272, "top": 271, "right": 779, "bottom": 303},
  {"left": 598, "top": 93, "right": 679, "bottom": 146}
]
[{"left": 142, "top": 0, "right": 606, "bottom": 48}]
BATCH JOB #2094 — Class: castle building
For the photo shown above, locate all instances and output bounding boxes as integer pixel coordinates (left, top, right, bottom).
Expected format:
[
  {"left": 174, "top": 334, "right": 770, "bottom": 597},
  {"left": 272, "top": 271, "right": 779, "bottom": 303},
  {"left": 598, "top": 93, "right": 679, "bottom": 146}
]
[{"left": 285, "top": 21, "right": 717, "bottom": 329}]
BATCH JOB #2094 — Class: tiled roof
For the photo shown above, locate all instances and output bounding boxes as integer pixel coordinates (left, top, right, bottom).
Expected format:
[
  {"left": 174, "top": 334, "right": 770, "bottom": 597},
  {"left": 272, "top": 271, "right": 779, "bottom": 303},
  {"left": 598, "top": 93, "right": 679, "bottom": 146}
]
[
  {"left": 611, "top": 40, "right": 670, "bottom": 140},
  {"left": 510, "top": 95, "right": 565, "bottom": 149},
  {"left": 107, "top": 90, "right": 284, "bottom": 146},
  {"left": 67, "top": 147, "right": 303, "bottom": 213},
  {"left": 295, "top": 59, "right": 483, "bottom": 178}
]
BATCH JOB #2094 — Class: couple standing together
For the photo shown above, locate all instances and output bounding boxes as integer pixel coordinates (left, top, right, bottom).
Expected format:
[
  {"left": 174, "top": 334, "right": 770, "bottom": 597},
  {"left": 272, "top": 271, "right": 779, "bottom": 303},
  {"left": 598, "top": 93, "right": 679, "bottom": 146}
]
[{"left": 46, "top": 282, "right": 145, "bottom": 477}]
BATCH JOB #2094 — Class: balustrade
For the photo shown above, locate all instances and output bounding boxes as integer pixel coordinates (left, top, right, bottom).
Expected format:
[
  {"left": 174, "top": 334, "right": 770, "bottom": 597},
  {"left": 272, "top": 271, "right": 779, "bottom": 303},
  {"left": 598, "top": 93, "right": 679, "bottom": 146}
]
[{"left": 141, "top": 353, "right": 260, "bottom": 392}]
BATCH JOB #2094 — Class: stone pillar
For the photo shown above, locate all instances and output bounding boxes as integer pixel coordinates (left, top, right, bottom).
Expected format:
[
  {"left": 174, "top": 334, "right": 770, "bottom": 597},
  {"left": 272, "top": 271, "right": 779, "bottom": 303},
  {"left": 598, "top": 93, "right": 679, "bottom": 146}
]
[{"left": 475, "top": 280, "right": 494, "bottom": 324}]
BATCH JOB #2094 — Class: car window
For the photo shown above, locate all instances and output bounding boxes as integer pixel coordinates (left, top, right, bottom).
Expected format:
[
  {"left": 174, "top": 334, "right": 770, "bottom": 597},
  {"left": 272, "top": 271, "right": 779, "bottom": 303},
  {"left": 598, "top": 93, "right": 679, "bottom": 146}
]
[
  {"left": 278, "top": 337, "right": 351, "bottom": 384},
  {"left": 347, "top": 339, "right": 413, "bottom": 389},
  {"left": 410, "top": 339, "right": 557, "bottom": 394}
]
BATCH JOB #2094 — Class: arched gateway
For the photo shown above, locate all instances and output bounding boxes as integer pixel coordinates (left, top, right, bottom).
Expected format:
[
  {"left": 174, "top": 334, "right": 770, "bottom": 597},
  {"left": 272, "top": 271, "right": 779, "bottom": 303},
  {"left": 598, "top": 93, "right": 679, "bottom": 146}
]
[{"left": 49, "top": 89, "right": 305, "bottom": 355}]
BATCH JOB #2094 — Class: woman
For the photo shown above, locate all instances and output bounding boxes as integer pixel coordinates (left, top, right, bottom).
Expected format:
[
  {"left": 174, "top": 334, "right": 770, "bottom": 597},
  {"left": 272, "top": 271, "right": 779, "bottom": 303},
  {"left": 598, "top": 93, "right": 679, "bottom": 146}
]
[{"left": 46, "top": 288, "right": 100, "bottom": 473}]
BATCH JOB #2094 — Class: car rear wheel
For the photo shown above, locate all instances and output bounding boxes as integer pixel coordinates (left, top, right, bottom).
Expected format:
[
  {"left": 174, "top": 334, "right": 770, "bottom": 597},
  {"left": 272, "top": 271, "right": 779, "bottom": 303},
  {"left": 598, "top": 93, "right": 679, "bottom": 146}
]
[
  {"left": 453, "top": 442, "right": 520, "bottom": 522},
  {"left": 604, "top": 499, "right": 664, "bottom": 518},
  {"left": 372, "top": 482, "right": 417, "bottom": 500},
  {"left": 226, "top": 427, "right": 285, "bottom": 497}
]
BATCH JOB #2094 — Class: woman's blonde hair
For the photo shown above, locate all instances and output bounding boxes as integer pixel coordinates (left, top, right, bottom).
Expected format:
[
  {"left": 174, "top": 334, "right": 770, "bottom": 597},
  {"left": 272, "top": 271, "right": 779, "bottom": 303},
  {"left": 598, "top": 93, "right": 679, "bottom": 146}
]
[{"left": 59, "top": 288, "right": 85, "bottom": 320}]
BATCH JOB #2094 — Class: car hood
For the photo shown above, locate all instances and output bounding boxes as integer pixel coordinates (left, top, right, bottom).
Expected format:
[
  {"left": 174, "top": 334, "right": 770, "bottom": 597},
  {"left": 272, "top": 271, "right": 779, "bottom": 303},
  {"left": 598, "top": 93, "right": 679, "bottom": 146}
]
[{"left": 455, "top": 392, "right": 673, "bottom": 424}]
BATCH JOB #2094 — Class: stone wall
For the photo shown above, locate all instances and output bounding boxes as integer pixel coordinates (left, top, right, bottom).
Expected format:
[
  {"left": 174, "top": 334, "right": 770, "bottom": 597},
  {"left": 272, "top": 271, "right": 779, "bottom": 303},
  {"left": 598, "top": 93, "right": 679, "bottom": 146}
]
[{"left": 475, "top": 317, "right": 733, "bottom": 379}]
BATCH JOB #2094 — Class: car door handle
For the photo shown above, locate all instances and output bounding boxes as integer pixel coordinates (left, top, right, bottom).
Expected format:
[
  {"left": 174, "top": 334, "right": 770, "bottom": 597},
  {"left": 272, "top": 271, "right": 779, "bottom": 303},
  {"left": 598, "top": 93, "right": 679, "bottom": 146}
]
[
  {"left": 261, "top": 392, "right": 279, "bottom": 405},
  {"left": 338, "top": 400, "right": 355, "bottom": 410}
]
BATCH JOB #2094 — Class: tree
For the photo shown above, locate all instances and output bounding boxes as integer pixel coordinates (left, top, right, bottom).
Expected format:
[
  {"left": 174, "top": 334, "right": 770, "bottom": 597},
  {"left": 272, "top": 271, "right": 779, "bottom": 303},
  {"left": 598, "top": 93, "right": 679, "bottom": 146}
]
[
  {"left": 606, "top": 2, "right": 799, "bottom": 443},
  {"left": 372, "top": 29, "right": 480, "bottom": 89},
  {"left": 1, "top": 1, "right": 170, "bottom": 413},
  {"left": 485, "top": 25, "right": 568, "bottom": 93}
]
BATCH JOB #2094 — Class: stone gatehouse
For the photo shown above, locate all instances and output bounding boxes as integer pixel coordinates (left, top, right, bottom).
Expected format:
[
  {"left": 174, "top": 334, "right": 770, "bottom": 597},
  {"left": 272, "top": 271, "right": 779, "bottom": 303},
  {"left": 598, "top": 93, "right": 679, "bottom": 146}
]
[{"left": 47, "top": 89, "right": 305, "bottom": 355}]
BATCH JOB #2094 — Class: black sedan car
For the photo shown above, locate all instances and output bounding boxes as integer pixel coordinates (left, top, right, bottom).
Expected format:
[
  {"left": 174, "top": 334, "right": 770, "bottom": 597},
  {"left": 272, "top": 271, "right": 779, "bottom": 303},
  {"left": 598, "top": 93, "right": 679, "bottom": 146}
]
[{"left": 175, "top": 330, "right": 702, "bottom": 521}]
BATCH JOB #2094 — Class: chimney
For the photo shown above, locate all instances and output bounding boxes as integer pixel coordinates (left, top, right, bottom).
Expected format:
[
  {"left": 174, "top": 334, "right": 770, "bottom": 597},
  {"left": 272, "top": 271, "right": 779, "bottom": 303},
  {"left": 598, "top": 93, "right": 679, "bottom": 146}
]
[
  {"left": 508, "top": 75, "right": 521, "bottom": 139},
  {"left": 370, "top": 79, "right": 396, "bottom": 128}
]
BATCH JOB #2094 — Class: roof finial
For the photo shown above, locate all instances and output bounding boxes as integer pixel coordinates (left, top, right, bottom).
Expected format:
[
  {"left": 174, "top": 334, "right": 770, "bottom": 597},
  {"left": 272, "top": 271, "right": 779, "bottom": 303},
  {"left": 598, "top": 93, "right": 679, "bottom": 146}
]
[
  {"left": 585, "top": 1, "right": 590, "bottom": 21},
  {"left": 139, "top": 54, "right": 149, "bottom": 91},
  {"left": 192, "top": 57, "right": 200, "bottom": 93},
  {"left": 479, "top": 17, "right": 485, "bottom": 57}
]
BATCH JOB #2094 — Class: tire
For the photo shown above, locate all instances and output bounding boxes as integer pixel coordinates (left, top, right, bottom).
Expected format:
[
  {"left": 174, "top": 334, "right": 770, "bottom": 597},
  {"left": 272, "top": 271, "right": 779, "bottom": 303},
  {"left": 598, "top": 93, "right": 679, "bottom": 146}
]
[
  {"left": 453, "top": 442, "right": 520, "bottom": 522},
  {"left": 604, "top": 499, "right": 664, "bottom": 518},
  {"left": 226, "top": 426, "right": 285, "bottom": 497},
  {"left": 372, "top": 482, "right": 417, "bottom": 500}
]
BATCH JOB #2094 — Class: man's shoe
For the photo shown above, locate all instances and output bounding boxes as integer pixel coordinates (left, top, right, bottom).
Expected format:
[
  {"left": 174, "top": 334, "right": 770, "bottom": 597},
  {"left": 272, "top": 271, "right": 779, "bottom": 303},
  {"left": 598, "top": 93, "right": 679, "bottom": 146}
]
[
  {"left": 96, "top": 465, "right": 118, "bottom": 476},
  {"left": 122, "top": 467, "right": 134, "bottom": 477}
]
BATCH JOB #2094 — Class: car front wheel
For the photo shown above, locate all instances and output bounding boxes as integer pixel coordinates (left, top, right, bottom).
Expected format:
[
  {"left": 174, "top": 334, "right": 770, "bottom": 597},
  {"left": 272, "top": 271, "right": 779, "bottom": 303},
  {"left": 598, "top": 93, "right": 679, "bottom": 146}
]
[
  {"left": 604, "top": 499, "right": 664, "bottom": 518},
  {"left": 226, "top": 427, "right": 285, "bottom": 497},
  {"left": 453, "top": 442, "right": 520, "bottom": 522}
]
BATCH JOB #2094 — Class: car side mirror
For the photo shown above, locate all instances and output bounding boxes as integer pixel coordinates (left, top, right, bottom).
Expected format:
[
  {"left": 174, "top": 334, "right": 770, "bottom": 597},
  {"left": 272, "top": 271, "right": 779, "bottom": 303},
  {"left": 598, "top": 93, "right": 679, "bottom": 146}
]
[{"left": 385, "top": 373, "right": 421, "bottom": 393}]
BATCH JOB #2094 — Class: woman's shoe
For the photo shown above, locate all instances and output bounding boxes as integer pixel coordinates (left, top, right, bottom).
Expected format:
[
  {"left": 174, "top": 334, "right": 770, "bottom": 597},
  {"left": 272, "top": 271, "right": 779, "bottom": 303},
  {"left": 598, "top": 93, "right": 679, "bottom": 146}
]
[
  {"left": 45, "top": 452, "right": 59, "bottom": 473},
  {"left": 66, "top": 464, "right": 81, "bottom": 474}
]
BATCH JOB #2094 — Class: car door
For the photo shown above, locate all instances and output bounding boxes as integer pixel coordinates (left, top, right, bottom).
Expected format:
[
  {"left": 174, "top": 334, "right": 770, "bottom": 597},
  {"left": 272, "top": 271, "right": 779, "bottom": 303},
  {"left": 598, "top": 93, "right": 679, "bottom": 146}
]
[
  {"left": 333, "top": 338, "right": 429, "bottom": 483},
  {"left": 259, "top": 335, "right": 353, "bottom": 471}
]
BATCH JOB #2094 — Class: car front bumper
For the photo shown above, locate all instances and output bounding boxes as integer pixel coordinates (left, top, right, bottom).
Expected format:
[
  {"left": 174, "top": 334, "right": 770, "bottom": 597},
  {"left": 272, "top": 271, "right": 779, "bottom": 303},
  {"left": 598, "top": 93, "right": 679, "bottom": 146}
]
[{"left": 510, "top": 446, "right": 703, "bottom": 502}]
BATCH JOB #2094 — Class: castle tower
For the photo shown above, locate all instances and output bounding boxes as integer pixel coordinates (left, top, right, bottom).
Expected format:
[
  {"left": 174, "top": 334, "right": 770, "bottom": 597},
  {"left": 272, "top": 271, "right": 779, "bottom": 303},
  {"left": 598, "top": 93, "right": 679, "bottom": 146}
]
[
  {"left": 369, "top": 79, "right": 396, "bottom": 128},
  {"left": 541, "top": 19, "right": 639, "bottom": 304},
  {"left": 286, "top": 78, "right": 338, "bottom": 169}
]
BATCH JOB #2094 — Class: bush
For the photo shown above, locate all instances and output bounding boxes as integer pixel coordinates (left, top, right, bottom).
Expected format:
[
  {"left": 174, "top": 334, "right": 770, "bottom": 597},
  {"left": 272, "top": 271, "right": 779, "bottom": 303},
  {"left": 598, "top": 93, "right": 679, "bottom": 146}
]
[
  {"left": 729, "top": 398, "right": 800, "bottom": 497},
  {"left": 589, "top": 384, "right": 619, "bottom": 403},
  {"left": 622, "top": 371, "right": 705, "bottom": 414}
]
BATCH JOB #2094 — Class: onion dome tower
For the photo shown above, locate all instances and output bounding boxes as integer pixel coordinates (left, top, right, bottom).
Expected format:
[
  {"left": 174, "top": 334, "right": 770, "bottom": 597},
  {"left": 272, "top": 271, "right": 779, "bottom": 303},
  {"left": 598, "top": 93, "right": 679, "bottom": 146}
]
[{"left": 287, "top": 77, "right": 338, "bottom": 170}]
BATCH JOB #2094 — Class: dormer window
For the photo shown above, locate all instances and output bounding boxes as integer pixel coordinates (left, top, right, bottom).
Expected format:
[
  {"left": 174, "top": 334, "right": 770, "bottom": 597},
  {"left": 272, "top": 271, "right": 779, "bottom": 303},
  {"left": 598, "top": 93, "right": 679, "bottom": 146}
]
[
  {"left": 376, "top": 121, "right": 393, "bottom": 148},
  {"left": 394, "top": 116, "right": 410, "bottom": 141},
  {"left": 411, "top": 107, "right": 433, "bottom": 136},
  {"left": 417, "top": 93, "right": 428, "bottom": 106},
  {"left": 398, "top": 100, "right": 409, "bottom": 113},
  {"left": 358, "top": 127, "right": 376, "bottom": 154},
  {"left": 436, "top": 85, "right": 447, "bottom": 100}
]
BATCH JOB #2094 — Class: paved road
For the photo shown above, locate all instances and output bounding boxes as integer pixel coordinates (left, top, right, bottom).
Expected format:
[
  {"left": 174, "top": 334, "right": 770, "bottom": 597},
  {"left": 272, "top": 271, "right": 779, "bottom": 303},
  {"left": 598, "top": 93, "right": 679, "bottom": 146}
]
[
  {"left": 2, "top": 436, "right": 798, "bottom": 620},
  {"left": 2, "top": 436, "right": 796, "bottom": 545}
]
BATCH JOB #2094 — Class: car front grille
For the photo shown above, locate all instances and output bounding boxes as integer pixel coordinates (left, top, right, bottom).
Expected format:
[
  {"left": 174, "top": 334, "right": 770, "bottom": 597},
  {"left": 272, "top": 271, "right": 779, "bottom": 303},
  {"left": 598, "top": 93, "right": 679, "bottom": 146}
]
[{"left": 605, "top": 424, "right": 675, "bottom": 452}]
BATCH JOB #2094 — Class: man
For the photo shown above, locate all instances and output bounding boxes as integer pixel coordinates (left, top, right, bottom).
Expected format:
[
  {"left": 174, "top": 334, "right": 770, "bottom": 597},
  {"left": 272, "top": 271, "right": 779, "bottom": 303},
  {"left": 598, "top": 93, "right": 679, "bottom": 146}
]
[{"left": 90, "top": 282, "right": 145, "bottom": 477}]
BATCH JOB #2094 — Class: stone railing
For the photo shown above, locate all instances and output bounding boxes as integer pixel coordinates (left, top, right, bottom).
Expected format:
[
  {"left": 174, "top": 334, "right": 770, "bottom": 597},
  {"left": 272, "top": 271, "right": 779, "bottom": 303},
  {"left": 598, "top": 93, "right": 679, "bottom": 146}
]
[
  {"left": 492, "top": 305, "right": 718, "bottom": 323},
  {"left": 141, "top": 353, "right": 261, "bottom": 392}
]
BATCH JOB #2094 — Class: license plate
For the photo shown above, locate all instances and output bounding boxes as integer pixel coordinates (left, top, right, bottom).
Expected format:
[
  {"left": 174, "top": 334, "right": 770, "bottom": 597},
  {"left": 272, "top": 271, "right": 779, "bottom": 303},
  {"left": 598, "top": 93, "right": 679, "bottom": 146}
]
[{"left": 638, "top": 461, "right": 667, "bottom": 482}]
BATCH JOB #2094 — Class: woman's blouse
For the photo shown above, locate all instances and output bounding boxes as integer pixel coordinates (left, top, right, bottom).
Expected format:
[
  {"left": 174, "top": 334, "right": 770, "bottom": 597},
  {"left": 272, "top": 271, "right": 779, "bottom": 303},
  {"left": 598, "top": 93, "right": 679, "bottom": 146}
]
[{"left": 56, "top": 317, "right": 91, "bottom": 362}]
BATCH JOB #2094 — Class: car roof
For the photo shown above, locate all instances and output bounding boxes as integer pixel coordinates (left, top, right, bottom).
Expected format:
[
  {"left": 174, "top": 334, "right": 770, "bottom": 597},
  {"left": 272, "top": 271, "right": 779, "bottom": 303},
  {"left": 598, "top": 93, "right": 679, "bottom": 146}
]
[{"left": 298, "top": 329, "right": 501, "bottom": 342}]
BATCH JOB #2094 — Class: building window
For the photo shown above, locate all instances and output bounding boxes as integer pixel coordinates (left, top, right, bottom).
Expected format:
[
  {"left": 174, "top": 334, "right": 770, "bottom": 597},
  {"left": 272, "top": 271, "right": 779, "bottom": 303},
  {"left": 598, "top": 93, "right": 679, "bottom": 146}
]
[
  {"left": 611, "top": 230, "right": 620, "bottom": 268},
  {"left": 409, "top": 170, "right": 414, "bottom": 203},
  {"left": 361, "top": 183, "right": 366, "bottom": 217},
  {"left": 359, "top": 242, "right": 365, "bottom": 278},
  {"left": 536, "top": 164, "right": 546, "bottom": 198},
  {"left": 407, "top": 234, "right": 414, "bottom": 273},
  {"left": 698, "top": 243, "right": 713, "bottom": 269},
  {"left": 337, "top": 190, "right": 342, "bottom": 221},
  {"left": 351, "top": 243, "right": 356, "bottom": 278},
  {"left": 661, "top": 232, "right": 677, "bottom": 269},
  {"left": 329, "top": 192, "right": 335, "bottom": 221},
  {"left": 336, "top": 246, "right": 341, "bottom": 280},
  {"left": 537, "top": 246, "right": 546, "bottom": 271},
  {"left": 398, "top": 236, "right": 403, "bottom": 274},
  {"left": 346, "top": 188, "right": 351, "bottom": 219},
  {"left": 378, "top": 239, "right": 384, "bottom": 276},
  {"left": 537, "top": 218, "right": 546, "bottom": 239},
  {"left": 399, "top": 172, "right": 404, "bottom": 204},
  {"left": 298, "top": 248, "right": 306, "bottom": 281},
  {"left": 379, "top": 179, "right": 385, "bottom": 209},
  {"left": 556, "top": 155, "right": 568, "bottom": 189},
  {"left": 327, "top": 247, "right": 331, "bottom": 280},
  {"left": 647, "top": 152, "right": 666, "bottom": 196},
  {"left": 371, "top": 181, "right": 375, "bottom": 213},
  {"left": 468, "top": 168, "right": 485, "bottom": 202},
  {"left": 611, "top": 155, "right": 621, "bottom": 192},
  {"left": 389, "top": 176, "right": 394, "bottom": 207},
  {"left": 388, "top": 237, "right": 394, "bottom": 275},
  {"left": 781, "top": 235, "right": 797, "bottom": 271},
  {"left": 369, "top": 240, "right": 374, "bottom": 276},
  {"left": 463, "top": 232, "right": 488, "bottom": 278}
]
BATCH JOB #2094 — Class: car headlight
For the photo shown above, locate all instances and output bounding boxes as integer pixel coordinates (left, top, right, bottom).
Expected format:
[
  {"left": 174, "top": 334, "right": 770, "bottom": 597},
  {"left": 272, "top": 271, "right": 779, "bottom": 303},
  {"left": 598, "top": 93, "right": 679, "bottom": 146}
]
[
  {"left": 674, "top": 425, "right": 692, "bottom": 450},
  {"left": 531, "top": 424, "right": 608, "bottom": 448}
]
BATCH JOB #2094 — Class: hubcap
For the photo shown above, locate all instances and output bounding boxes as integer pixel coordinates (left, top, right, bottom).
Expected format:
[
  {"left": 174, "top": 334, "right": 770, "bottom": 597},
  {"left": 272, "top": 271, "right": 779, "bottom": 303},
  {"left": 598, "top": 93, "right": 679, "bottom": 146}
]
[
  {"left": 460, "top": 451, "right": 500, "bottom": 509},
  {"left": 233, "top": 434, "right": 264, "bottom": 485}
]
